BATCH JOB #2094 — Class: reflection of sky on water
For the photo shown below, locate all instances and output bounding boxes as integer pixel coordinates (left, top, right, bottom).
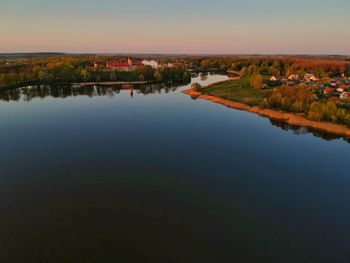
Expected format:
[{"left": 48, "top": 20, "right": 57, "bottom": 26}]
[{"left": 0, "top": 74, "right": 350, "bottom": 262}]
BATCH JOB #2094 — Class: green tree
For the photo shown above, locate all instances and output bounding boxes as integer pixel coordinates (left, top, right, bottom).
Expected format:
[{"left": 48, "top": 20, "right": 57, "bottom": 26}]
[
  {"left": 38, "top": 70, "right": 49, "bottom": 82},
  {"left": 110, "top": 71, "right": 117, "bottom": 81},
  {"left": 344, "top": 64, "right": 350, "bottom": 77},
  {"left": 81, "top": 69, "right": 91, "bottom": 82},
  {"left": 19, "top": 72, "right": 26, "bottom": 82},
  {"left": 154, "top": 70, "right": 163, "bottom": 81}
]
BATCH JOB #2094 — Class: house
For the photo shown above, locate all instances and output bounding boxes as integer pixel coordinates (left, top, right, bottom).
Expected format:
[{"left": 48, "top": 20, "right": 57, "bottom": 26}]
[
  {"left": 340, "top": 92, "right": 350, "bottom": 100},
  {"left": 330, "top": 80, "right": 337, "bottom": 88},
  {"left": 288, "top": 74, "right": 299, "bottom": 81},
  {"left": 304, "top": 74, "right": 318, "bottom": 82},
  {"left": 93, "top": 61, "right": 103, "bottom": 70},
  {"left": 323, "top": 87, "right": 335, "bottom": 95},
  {"left": 142, "top": 60, "right": 159, "bottom": 69},
  {"left": 106, "top": 57, "right": 144, "bottom": 71},
  {"left": 263, "top": 83, "right": 271, "bottom": 89},
  {"left": 336, "top": 87, "right": 345, "bottom": 93},
  {"left": 338, "top": 84, "right": 349, "bottom": 91}
]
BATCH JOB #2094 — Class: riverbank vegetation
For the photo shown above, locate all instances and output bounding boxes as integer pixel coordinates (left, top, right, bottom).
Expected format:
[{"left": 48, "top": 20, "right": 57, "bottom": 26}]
[
  {"left": 264, "top": 86, "right": 350, "bottom": 127},
  {"left": 187, "top": 54, "right": 350, "bottom": 128},
  {"left": 0, "top": 55, "right": 189, "bottom": 89},
  {"left": 199, "top": 77, "right": 350, "bottom": 128}
]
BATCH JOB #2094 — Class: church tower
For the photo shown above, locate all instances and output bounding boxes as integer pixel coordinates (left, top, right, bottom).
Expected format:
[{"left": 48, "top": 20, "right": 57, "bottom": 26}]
[{"left": 128, "top": 57, "right": 132, "bottom": 66}]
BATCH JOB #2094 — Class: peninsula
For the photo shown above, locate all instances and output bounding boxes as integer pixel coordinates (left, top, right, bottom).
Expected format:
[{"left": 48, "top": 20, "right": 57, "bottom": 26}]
[{"left": 183, "top": 76, "right": 350, "bottom": 138}]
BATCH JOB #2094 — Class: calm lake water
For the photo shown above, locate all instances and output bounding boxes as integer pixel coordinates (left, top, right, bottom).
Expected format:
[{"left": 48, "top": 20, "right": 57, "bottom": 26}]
[{"left": 1, "top": 74, "right": 350, "bottom": 262}]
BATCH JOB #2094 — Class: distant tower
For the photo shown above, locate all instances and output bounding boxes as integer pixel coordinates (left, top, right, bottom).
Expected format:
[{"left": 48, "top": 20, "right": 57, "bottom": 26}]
[{"left": 128, "top": 57, "right": 133, "bottom": 66}]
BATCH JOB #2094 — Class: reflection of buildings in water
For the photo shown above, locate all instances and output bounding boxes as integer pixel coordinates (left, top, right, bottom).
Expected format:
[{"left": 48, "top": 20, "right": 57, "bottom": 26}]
[
  {"left": 106, "top": 88, "right": 114, "bottom": 98},
  {"left": 0, "top": 79, "right": 190, "bottom": 102},
  {"left": 92, "top": 86, "right": 99, "bottom": 97},
  {"left": 120, "top": 85, "right": 134, "bottom": 98},
  {"left": 200, "top": 73, "right": 208, "bottom": 81},
  {"left": 127, "top": 88, "right": 134, "bottom": 98}
]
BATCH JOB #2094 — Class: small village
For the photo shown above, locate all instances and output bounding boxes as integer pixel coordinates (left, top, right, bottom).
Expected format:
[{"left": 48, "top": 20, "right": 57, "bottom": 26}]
[{"left": 266, "top": 73, "right": 350, "bottom": 102}]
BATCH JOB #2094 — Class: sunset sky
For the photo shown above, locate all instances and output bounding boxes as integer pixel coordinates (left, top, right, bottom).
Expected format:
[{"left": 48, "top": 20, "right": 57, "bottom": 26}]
[{"left": 1, "top": 0, "right": 349, "bottom": 54}]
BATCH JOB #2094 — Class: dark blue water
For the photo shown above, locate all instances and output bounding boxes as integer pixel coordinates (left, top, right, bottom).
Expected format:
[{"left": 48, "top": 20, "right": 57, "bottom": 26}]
[{"left": 0, "top": 74, "right": 349, "bottom": 262}]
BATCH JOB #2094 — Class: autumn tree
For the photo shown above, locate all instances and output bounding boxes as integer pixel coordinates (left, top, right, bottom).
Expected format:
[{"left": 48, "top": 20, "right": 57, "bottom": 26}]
[
  {"left": 250, "top": 73, "right": 264, "bottom": 90},
  {"left": 240, "top": 67, "right": 248, "bottom": 77}
]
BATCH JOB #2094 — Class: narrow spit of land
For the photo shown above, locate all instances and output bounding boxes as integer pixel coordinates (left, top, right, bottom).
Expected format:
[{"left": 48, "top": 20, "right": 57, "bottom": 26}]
[{"left": 183, "top": 78, "right": 350, "bottom": 137}]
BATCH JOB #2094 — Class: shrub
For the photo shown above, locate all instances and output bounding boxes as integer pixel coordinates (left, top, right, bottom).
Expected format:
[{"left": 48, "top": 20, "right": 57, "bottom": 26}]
[
  {"left": 324, "top": 101, "right": 337, "bottom": 121},
  {"left": 281, "top": 97, "right": 292, "bottom": 111},
  {"left": 344, "top": 114, "right": 350, "bottom": 127},
  {"left": 191, "top": 83, "right": 202, "bottom": 91},
  {"left": 308, "top": 111, "right": 322, "bottom": 121},
  {"left": 291, "top": 101, "right": 305, "bottom": 113}
]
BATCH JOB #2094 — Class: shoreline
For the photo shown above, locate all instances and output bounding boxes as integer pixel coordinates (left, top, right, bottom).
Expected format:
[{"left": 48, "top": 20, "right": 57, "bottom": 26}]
[
  {"left": 72, "top": 81, "right": 149, "bottom": 86},
  {"left": 0, "top": 78, "right": 191, "bottom": 90},
  {"left": 183, "top": 81, "right": 350, "bottom": 138}
]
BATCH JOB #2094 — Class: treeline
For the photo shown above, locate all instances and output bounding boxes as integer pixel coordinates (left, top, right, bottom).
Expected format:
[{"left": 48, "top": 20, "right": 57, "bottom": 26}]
[
  {"left": 2, "top": 54, "right": 350, "bottom": 88},
  {"left": 263, "top": 85, "right": 350, "bottom": 127},
  {"left": 180, "top": 55, "right": 350, "bottom": 77},
  {"left": 0, "top": 55, "right": 189, "bottom": 88}
]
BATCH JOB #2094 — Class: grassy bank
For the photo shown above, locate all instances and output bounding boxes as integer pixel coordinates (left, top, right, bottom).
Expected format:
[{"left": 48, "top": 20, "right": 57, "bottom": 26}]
[
  {"left": 183, "top": 78, "right": 350, "bottom": 137},
  {"left": 201, "top": 76, "right": 272, "bottom": 106}
]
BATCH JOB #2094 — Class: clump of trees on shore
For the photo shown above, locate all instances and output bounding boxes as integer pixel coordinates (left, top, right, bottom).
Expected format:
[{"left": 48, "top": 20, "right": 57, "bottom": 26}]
[{"left": 263, "top": 85, "right": 350, "bottom": 127}]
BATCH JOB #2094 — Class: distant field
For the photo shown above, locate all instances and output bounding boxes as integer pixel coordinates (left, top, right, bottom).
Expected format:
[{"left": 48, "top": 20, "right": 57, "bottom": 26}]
[{"left": 201, "top": 77, "right": 272, "bottom": 106}]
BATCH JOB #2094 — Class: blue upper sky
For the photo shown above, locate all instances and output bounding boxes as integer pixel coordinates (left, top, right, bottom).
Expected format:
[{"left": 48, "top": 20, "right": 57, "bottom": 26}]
[{"left": 1, "top": 0, "right": 349, "bottom": 54}]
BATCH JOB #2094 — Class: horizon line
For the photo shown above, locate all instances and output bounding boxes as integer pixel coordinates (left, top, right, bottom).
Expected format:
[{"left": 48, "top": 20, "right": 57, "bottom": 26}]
[{"left": 1, "top": 52, "right": 350, "bottom": 57}]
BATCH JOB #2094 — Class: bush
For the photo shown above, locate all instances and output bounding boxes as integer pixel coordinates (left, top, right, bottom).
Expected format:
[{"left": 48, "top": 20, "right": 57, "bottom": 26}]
[
  {"left": 191, "top": 83, "right": 202, "bottom": 91},
  {"left": 344, "top": 114, "right": 350, "bottom": 126},
  {"left": 324, "top": 101, "right": 337, "bottom": 121},
  {"left": 291, "top": 101, "right": 305, "bottom": 113},
  {"left": 281, "top": 97, "right": 292, "bottom": 111}
]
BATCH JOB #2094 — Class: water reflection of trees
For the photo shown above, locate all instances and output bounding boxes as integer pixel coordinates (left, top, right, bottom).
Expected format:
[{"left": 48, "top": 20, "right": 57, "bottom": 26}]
[
  {"left": 0, "top": 80, "right": 190, "bottom": 102},
  {"left": 269, "top": 119, "right": 350, "bottom": 143}
]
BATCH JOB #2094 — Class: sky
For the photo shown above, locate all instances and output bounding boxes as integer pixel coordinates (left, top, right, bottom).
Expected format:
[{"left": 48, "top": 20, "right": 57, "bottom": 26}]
[{"left": 1, "top": 0, "right": 350, "bottom": 54}]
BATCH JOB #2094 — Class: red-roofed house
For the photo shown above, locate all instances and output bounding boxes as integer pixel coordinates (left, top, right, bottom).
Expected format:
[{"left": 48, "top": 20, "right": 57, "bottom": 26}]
[{"left": 106, "top": 57, "right": 144, "bottom": 71}]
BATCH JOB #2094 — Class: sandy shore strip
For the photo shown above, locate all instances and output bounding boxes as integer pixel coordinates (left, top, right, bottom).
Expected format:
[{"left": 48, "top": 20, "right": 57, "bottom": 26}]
[{"left": 183, "top": 82, "right": 350, "bottom": 138}]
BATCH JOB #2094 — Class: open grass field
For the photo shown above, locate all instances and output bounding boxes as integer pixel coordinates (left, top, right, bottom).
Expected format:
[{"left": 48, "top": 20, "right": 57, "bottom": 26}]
[{"left": 201, "top": 77, "right": 272, "bottom": 106}]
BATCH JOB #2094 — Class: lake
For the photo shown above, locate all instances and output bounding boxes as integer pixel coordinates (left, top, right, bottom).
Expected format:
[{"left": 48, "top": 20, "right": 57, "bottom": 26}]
[{"left": 0, "top": 74, "right": 350, "bottom": 262}]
